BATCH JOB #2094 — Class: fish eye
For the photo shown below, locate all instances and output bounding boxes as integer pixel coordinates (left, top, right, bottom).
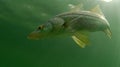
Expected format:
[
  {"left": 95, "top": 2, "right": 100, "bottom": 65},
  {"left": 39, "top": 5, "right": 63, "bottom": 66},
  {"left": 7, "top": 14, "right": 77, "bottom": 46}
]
[
  {"left": 38, "top": 26, "right": 41, "bottom": 29},
  {"left": 38, "top": 25, "right": 44, "bottom": 30}
]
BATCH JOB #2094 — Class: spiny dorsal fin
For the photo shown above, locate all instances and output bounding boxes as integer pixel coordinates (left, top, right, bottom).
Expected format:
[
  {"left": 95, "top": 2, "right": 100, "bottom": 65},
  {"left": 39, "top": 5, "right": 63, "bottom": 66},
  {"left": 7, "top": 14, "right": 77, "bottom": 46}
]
[
  {"left": 72, "top": 31, "right": 89, "bottom": 48},
  {"left": 68, "top": 3, "right": 83, "bottom": 12},
  {"left": 90, "top": 5, "right": 104, "bottom": 16}
]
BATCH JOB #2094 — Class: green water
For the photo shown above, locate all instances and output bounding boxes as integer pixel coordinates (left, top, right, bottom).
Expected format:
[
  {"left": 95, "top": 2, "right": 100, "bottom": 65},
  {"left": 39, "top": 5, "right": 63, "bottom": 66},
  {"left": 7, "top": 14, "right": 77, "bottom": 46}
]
[{"left": 0, "top": 0, "right": 120, "bottom": 67}]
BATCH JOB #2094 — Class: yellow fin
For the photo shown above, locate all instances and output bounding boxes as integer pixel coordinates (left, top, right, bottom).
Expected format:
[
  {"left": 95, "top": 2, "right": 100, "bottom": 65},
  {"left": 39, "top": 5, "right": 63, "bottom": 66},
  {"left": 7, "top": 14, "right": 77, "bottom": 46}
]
[
  {"left": 72, "top": 31, "right": 89, "bottom": 48},
  {"left": 90, "top": 5, "right": 104, "bottom": 16},
  {"left": 103, "top": 28, "right": 112, "bottom": 39},
  {"left": 68, "top": 3, "right": 83, "bottom": 12}
]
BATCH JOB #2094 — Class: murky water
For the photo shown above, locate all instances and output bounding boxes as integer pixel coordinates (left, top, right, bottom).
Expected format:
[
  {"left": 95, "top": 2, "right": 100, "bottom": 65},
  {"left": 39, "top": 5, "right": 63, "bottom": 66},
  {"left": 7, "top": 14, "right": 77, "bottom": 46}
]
[{"left": 0, "top": 0, "right": 120, "bottom": 67}]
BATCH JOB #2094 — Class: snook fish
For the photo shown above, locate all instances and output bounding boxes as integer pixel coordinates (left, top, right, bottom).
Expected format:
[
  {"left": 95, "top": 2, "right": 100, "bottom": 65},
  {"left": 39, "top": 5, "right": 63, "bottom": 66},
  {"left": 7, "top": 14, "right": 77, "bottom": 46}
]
[{"left": 28, "top": 5, "right": 111, "bottom": 48}]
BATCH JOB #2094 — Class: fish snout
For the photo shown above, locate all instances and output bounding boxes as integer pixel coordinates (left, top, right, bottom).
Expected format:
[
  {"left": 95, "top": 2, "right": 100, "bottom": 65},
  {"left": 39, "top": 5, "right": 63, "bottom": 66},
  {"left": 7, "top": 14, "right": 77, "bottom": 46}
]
[{"left": 27, "top": 31, "right": 40, "bottom": 40}]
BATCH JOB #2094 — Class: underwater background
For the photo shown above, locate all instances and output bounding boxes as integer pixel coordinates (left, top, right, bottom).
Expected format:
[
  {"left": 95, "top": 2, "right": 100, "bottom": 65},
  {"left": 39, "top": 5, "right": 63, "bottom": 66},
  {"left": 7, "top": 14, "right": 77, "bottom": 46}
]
[{"left": 0, "top": 0, "right": 120, "bottom": 67}]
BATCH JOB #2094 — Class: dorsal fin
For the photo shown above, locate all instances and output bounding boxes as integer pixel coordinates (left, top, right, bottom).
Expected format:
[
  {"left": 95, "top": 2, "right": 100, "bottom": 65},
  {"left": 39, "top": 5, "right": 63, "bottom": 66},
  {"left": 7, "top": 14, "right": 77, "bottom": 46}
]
[
  {"left": 90, "top": 5, "right": 104, "bottom": 16},
  {"left": 68, "top": 3, "right": 83, "bottom": 12}
]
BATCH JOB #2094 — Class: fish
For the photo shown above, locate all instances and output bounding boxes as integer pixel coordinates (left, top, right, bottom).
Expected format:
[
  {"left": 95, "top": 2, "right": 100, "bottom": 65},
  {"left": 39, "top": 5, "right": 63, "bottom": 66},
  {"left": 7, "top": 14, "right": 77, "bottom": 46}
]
[{"left": 28, "top": 4, "right": 112, "bottom": 48}]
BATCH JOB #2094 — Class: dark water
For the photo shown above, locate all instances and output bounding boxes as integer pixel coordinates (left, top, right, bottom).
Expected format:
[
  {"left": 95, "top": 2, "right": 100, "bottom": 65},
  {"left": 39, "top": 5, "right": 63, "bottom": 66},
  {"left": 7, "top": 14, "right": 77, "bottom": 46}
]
[{"left": 0, "top": 0, "right": 120, "bottom": 67}]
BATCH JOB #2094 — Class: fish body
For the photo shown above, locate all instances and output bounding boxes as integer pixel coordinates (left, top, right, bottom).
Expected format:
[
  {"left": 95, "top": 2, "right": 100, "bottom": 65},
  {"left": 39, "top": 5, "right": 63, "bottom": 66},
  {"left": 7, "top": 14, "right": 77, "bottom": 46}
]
[
  {"left": 28, "top": 5, "right": 111, "bottom": 48},
  {"left": 56, "top": 11, "right": 109, "bottom": 32}
]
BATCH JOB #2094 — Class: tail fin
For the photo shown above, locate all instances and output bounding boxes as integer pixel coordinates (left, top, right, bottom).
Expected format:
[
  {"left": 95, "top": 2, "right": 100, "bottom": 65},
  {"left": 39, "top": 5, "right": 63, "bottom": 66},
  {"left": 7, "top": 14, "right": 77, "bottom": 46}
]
[{"left": 103, "top": 28, "right": 112, "bottom": 39}]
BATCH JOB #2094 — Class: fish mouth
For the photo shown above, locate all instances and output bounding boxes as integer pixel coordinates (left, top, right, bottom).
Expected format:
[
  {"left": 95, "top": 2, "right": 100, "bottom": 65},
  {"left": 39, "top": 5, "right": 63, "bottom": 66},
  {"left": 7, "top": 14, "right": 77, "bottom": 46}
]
[{"left": 27, "top": 31, "right": 40, "bottom": 40}]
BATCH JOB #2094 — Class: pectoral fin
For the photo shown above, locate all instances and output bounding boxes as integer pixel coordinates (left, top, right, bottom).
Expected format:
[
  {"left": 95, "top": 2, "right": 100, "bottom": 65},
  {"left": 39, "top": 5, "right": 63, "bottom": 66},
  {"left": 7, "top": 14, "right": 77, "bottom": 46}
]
[{"left": 72, "top": 31, "right": 89, "bottom": 48}]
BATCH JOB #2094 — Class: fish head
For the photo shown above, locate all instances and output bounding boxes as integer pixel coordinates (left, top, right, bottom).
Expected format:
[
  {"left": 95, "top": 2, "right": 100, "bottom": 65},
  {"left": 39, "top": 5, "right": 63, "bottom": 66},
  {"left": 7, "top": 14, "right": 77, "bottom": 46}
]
[{"left": 28, "top": 23, "right": 53, "bottom": 40}]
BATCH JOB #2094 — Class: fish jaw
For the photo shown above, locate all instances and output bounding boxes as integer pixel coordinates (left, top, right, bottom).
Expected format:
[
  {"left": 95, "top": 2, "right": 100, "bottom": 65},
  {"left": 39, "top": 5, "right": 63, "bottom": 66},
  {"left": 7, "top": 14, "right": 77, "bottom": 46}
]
[{"left": 27, "top": 31, "right": 40, "bottom": 40}]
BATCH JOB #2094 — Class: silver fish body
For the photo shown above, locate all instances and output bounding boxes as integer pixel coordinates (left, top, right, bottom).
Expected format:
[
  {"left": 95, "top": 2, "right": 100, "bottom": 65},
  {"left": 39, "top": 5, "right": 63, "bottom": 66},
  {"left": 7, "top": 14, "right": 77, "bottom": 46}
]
[
  {"left": 55, "top": 11, "right": 110, "bottom": 32},
  {"left": 28, "top": 5, "right": 111, "bottom": 48}
]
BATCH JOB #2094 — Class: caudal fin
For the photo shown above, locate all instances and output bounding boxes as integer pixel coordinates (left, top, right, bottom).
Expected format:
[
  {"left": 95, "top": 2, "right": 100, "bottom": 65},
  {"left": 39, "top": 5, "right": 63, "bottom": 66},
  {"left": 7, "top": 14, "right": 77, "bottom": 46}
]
[{"left": 103, "top": 28, "right": 112, "bottom": 39}]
